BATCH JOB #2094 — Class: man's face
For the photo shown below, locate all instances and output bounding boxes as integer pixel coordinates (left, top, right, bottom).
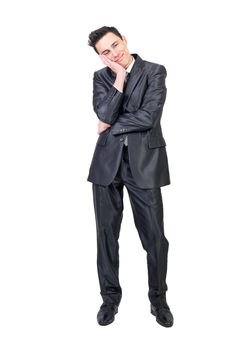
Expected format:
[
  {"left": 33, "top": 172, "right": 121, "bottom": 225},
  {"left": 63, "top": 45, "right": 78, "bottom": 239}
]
[{"left": 95, "top": 32, "right": 132, "bottom": 69}]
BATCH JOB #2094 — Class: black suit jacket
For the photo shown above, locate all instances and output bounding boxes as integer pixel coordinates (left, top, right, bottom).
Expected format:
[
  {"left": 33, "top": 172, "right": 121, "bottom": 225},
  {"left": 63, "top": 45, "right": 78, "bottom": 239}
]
[{"left": 87, "top": 53, "right": 170, "bottom": 189}]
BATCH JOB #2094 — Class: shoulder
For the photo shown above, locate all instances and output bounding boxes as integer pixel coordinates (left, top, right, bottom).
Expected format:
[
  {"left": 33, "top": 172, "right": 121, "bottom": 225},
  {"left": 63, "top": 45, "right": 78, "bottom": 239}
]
[
  {"left": 94, "top": 66, "right": 106, "bottom": 76},
  {"left": 142, "top": 59, "right": 167, "bottom": 76},
  {"left": 93, "top": 66, "right": 113, "bottom": 80},
  {"left": 132, "top": 52, "right": 166, "bottom": 76}
]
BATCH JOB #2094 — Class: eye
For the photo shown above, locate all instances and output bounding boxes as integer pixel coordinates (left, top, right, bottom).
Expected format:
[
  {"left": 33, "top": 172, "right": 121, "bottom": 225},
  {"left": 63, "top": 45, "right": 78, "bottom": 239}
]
[{"left": 114, "top": 43, "right": 118, "bottom": 47}]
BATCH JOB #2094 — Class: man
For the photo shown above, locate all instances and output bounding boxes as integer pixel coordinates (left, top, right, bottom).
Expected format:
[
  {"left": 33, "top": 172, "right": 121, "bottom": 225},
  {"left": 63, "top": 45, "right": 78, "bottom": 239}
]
[{"left": 87, "top": 26, "right": 174, "bottom": 327}]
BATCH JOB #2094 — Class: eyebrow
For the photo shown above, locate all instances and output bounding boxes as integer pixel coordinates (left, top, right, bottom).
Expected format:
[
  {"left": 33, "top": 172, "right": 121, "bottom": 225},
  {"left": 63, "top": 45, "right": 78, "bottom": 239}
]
[{"left": 101, "top": 41, "right": 119, "bottom": 55}]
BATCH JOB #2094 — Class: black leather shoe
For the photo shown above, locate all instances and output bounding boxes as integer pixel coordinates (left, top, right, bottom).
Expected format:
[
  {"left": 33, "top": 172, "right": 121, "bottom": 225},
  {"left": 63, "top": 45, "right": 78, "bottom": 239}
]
[
  {"left": 151, "top": 304, "right": 174, "bottom": 327},
  {"left": 97, "top": 303, "right": 118, "bottom": 326}
]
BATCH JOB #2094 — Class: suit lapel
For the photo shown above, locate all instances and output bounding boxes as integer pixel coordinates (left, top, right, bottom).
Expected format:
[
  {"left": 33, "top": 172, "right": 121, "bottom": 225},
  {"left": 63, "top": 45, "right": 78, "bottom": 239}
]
[
  {"left": 123, "top": 54, "right": 144, "bottom": 105},
  {"left": 107, "top": 53, "right": 144, "bottom": 106}
]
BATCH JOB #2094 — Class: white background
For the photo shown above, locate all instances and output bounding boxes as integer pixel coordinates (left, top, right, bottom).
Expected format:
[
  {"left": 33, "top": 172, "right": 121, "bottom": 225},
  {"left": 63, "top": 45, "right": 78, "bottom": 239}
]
[{"left": 1, "top": 0, "right": 234, "bottom": 349}]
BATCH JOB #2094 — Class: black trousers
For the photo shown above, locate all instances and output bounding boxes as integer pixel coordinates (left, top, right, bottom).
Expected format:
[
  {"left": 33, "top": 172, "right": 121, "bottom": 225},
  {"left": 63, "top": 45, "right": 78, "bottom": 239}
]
[{"left": 92, "top": 145, "right": 169, "bottom": 306}]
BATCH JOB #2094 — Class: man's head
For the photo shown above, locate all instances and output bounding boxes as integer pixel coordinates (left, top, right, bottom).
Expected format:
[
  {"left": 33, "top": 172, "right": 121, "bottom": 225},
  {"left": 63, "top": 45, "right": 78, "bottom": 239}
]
[{"left": 88, "top": 26, "right": 132, "bottom": 69}]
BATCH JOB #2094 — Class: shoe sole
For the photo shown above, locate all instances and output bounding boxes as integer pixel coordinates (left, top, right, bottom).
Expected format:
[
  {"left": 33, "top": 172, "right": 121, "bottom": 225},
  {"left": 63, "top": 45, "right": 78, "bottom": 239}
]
[{"left": 151, "top": 309, "right": 174, "bottom": 328}]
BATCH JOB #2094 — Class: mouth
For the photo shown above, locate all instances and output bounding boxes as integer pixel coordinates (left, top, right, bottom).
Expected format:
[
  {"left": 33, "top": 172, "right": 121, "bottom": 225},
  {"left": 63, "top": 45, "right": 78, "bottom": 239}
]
[{"left": 116, "top": 54, "right": 124, "bottom": 62}]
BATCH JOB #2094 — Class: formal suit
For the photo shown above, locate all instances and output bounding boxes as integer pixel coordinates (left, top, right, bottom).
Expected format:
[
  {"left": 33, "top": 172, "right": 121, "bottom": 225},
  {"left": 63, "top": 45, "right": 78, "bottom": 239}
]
[{"left": 88, "top": 53, "right": 171, "bottom": 307}]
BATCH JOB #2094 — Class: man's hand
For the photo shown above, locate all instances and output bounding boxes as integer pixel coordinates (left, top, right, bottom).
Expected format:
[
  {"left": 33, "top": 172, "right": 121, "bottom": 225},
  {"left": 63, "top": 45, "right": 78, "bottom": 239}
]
[
  {"left": 98, "top": 120, "right": 111, "bottom": 135},
  {"left": 99, "top": 54, "right": 126, "bottom": 75},
  {"left": 100, "top": 54, "right": 127, "bottom": 92}
]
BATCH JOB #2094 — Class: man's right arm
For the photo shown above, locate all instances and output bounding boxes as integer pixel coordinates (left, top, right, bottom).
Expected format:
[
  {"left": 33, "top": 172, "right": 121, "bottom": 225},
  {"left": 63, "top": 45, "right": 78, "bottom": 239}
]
[{"left": 93, "top": 70, "right": 126, "bottom": 125}]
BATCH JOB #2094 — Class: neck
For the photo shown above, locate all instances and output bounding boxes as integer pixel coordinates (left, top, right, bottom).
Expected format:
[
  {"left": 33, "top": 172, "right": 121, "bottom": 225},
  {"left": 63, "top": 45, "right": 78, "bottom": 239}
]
[{"left": 125, "top": 55, "right": 133, "bottom": 69}]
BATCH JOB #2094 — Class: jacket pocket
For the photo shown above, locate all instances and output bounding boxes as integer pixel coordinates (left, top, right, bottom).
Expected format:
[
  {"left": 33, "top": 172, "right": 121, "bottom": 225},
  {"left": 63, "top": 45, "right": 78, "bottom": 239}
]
[{"left": 148, "top": 127, "right": 166, "bottom": 148}]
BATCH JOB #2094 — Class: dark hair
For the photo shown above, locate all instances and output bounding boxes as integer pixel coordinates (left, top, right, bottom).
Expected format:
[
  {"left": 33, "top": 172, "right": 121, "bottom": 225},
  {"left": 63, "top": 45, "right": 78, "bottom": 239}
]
[{"left": 88, "top": 26, "right": 123, "bottom": 53}]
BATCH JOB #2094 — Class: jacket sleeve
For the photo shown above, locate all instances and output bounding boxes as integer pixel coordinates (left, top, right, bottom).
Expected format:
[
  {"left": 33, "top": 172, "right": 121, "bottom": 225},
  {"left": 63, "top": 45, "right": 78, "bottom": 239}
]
[
  {"left": 93, "top": 71, "right": 124, "bottom": 124},
  {"left": 111, "top": 65, "right": 167, "bottom": 135}
]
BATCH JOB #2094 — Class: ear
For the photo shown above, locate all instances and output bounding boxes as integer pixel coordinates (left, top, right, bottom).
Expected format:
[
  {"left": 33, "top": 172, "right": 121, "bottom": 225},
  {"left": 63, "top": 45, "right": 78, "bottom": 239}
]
[{"left": 122, "top": 35, "right": 127, "bottom": 44}]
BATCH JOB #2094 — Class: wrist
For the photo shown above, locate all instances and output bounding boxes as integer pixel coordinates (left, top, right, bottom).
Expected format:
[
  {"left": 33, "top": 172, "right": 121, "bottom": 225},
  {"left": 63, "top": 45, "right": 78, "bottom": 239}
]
[{"left": 116, "top": 69, "right": 127, "bottom": 78}]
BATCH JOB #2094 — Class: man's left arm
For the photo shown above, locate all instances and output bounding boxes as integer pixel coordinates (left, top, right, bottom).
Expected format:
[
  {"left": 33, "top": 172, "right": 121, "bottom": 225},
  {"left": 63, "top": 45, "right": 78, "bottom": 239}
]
[{"left": 111, "top": 65, "right": 167, "bottom": 135}]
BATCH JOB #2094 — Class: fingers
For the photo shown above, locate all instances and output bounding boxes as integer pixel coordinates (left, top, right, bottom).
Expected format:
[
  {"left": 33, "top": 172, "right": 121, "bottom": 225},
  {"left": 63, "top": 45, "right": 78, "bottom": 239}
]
[
  {"left": 99, "top": 54, "right": 110, "bottom": 62},
  {"left": 99, "top": 54, "right": 112, "bottom": 68},
  {"left": 97, "top": 120, "right": 111, "bottom": 134}
]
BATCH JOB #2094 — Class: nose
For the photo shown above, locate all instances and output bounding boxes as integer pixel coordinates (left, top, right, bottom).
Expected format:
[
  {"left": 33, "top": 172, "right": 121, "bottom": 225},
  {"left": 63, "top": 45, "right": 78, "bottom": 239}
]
[{"left": 109, "top": 49, "right": 119, "bottom": 61}]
